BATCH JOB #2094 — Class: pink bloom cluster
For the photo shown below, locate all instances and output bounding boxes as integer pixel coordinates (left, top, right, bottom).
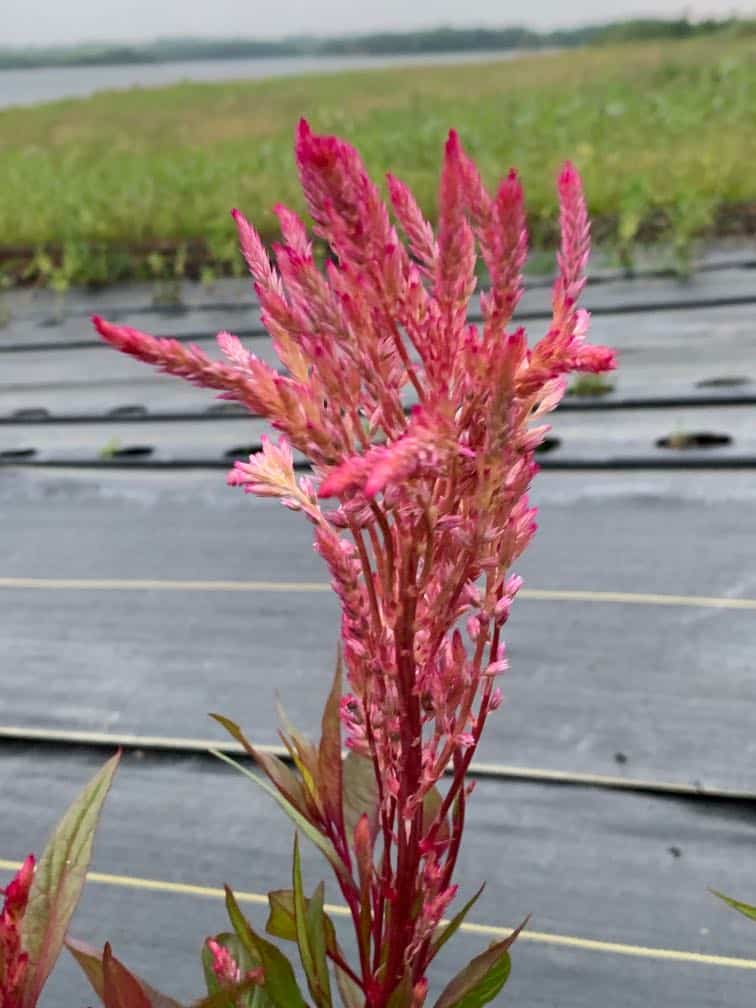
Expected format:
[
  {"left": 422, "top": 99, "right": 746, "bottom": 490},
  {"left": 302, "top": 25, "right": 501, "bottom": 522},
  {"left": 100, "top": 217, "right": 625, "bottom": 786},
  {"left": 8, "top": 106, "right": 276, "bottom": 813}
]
[
  {"left": 0, "top": 856, "right": 35, "bottom": 1008},
  {"left": 94, "top": 120, "right": 614, "bottom": 1002},
  {"left": 206, "top": 939, "right": 264, "bottom": 996}
]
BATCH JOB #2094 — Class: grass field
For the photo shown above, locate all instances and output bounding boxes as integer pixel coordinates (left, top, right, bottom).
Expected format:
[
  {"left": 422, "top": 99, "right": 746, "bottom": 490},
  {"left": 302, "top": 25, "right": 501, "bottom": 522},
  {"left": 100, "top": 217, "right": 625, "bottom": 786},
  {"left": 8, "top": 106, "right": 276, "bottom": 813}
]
[{"left": 1, "top": 33, "right": 755, "bottom": 286}]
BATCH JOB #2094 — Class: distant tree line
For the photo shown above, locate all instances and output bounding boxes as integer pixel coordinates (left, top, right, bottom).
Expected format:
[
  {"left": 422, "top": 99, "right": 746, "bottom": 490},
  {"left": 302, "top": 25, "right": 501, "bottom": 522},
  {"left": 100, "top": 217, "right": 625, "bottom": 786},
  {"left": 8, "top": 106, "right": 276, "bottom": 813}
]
[{"left": 1, "top": 18, "right": 754, "bottom": 71}]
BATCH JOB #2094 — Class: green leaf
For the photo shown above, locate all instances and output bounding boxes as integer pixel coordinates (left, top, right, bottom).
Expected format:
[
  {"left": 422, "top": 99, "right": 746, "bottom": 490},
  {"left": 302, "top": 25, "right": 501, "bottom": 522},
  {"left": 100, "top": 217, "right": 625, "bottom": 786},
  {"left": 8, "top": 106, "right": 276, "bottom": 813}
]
[
  {"left": 319, "top": 653, "right": 344, "bottom": 832},
  {"left": 334, "top": 966, "right": 362, "bottom": 1008},
  {"left": 277, "top": 848, "right": 334, "bottom": 1008},
  {"left": 266, "top": 890, "right": 299, "bottom": 943},
  {"left": 305, "top": 882, "right": 332, "bottom": 1008},
  {"left": 292, "top": 835, "right": 319, "bottom": 1003},
  {"left": 66, "top": 938, "right": 183, "bottom": 1008},
  {"left": 386, "top": 973, "right": 413, "bottom": 1008},
  {"left": 193, "top": 981, "right": 260, "bottom": 1008},
  {"left": 711, "top": 889, "right": 756, "bottom": 921},
  {"left": 266, "top": 890, "right": 338, "bottom": 955},
  {"left": 247, "top": 988, "right": 276, "bottom": 1008},
  {"left": 342, "top": 752, "right": 379, "bottom": 846},
  {"left": 434, "top": 951, "right": 509, "bottom": 1008},
  {"left": 224, "top": 888, "right": 264, "bottom": 970},
  {"left": 433, "top": 918, "right": 528, "bottom": 1008},
  {"left": 430, "top": 885, "right": 485, "bottom": 959},
  {"left": 210, "top": 749, "right": 344, "bottom": 879},
  {"left": 22, "top": 752, "right": 120, "bottom": 1008},
  {"left": 225, "top": 886, "right": 307, "bottom": 1008}
]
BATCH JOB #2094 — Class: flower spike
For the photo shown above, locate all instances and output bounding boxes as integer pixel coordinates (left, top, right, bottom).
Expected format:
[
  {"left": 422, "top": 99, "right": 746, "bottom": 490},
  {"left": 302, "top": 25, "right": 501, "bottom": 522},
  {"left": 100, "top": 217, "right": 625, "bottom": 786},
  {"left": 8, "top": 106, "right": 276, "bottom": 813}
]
[{"left": 95, "top": 120, "right": 615, "bottom": 1008}]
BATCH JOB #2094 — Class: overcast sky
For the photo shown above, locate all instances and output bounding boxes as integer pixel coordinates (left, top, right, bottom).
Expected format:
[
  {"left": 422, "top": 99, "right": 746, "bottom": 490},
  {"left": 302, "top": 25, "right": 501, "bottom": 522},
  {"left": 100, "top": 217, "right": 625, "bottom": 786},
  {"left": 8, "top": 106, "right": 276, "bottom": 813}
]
[{"left": 4, "top": 0, "right": 755, "bottom": 47}]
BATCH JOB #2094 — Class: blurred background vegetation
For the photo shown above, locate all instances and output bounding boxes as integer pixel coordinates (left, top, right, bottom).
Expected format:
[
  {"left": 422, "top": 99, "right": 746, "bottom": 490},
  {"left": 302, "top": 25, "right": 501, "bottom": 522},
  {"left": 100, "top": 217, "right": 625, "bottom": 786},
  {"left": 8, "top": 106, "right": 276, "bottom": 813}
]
[{"left": 1, "top": 18, "right": 754, "bottom": 288}]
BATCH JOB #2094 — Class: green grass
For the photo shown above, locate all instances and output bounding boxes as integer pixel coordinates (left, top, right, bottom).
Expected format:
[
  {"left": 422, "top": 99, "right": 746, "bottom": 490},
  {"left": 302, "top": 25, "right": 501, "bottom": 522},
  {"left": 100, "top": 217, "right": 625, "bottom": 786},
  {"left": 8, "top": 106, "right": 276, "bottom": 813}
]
[
  {"left": 2, "top": 34, "right": 755, "bottom": 285},
  {"left": 567, "top": 374, "right": 615, "bottom": 397}
]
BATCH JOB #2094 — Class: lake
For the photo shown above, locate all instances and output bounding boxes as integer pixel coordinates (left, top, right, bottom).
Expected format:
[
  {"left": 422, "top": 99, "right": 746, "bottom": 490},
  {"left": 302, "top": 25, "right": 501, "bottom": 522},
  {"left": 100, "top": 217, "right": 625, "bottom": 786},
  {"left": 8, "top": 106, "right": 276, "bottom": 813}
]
[{"left": 0, "top": 49, "right": 524, "bottom": 109}]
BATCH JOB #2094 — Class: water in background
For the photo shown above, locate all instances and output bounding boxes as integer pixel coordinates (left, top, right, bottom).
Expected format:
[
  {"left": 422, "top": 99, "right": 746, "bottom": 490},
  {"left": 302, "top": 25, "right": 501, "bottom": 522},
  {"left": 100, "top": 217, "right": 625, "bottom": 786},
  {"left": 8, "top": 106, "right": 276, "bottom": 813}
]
[{"left": 0, "top": 49, "right": 522, "bottom": 109}]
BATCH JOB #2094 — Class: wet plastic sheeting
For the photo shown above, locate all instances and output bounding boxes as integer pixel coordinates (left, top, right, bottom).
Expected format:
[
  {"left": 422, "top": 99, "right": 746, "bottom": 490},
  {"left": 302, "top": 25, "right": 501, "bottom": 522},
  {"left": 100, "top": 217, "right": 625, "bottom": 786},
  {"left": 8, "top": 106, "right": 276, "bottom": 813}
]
[
  {"left": 591, "top": 302, "right": 756, "bottom": 394},
  {"left": 0, "top": 375, "right": 215, "bottom": 417},
  {"left": 2, "top": 301, "right": 756, "bottom": 415},
  {"left": 0, "top": 405, "right": 754, "bottom": 464},
  {"left": 0, "top": 466, "right": 753, "bottom": 594},
  {"left": 534, "top": 263, "right": 756, "bottom": 315},
  {"left": 5, "top": 276, "right": 259, "bottom": 321},
  {"left": 29, "top": 894, "right": 756, "bottom": 1008},
  {"left": 2, "top": 261, "right": 756, "bottom": 1008},
  {"left": 1, "top": 468, "right": 755, "bottom": 790},
  {"left": 3, "top": 583, "right": 755, "bottom": 789},
  {"left": 0, "top": 336, "right": 279, "bottom": 390},
  {"left": 0, "top": 298, "right": 262, "bottom": 350},
  {"left": 1, "top": 751, "right": 755, "bottom": 1007},
  {"left": 4, "top": 263, "right": 756, "bottom": 331},
  {"left": 0, "top": 415, "right": 271, "bottom": 456},
  {"left": 549, "top": 403, "right": 756, "bottom": 451}
]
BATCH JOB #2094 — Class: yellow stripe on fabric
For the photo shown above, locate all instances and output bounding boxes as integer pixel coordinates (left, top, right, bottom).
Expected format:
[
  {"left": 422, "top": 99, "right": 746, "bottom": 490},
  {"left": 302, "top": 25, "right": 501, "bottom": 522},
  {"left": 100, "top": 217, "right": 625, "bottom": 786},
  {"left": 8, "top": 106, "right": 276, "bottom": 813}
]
[
  {"left": 1, "top": 859, "right": 754, "bottom": 969},
  {"left": 0, "top": 577, "right": 754, "bottom": 611}
]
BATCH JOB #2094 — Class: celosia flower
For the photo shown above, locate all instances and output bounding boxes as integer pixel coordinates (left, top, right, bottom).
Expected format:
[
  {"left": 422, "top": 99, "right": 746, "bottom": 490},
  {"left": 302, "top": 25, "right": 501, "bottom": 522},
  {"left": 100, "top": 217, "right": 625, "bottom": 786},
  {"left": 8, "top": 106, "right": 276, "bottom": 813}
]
[
  {"left": 206, "top": 939, "right": 241, "bottom": 986},
  {"left": 205, "top": 938, "right": 264, "bottom": 1005},
  {"left": 0, "top": 855, "right": 35, "bottom": 1008},
  {"left": 94, "top": 120, "right": 614, "bottom": 1006}
]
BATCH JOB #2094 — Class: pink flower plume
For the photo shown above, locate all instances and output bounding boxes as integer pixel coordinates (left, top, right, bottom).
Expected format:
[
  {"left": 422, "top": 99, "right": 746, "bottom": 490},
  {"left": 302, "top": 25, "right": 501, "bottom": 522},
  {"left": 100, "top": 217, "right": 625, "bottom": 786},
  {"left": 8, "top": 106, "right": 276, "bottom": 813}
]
[
  {"left": 0, "top": 854, "right": 35, "bottom": 1003},
  {"left": 94, "top": 123, "right": 617, "bottom": 1003}
]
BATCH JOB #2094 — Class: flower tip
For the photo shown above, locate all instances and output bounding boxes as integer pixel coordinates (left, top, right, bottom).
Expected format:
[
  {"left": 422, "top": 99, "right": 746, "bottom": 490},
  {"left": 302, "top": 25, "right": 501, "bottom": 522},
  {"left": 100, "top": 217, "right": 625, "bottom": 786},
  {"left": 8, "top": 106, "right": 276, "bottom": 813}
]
[
  {"left": 92, "top": 314, "right": 117, "bottom": 342},
  {"left": 558, "top": 160, "right": 580, "bottom": 190},
  {"left": 295, "top": 117, "right": 313, "bottom": 149},
  {"left": 231, "top": 208, "right": 250, "bottom": 232},
  {"left": 16, "top": 853, "right": 35, "bottom": 883},
  {"left": 445, "top": 128, "right": 461, "bottom": 156}
]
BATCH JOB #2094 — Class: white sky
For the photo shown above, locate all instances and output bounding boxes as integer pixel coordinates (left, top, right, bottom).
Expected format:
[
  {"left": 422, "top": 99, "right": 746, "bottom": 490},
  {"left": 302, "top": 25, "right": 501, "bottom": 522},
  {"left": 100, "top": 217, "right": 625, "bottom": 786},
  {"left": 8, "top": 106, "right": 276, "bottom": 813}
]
[{"left": 3, "top": 0, "right": 755, "bottom": 47}]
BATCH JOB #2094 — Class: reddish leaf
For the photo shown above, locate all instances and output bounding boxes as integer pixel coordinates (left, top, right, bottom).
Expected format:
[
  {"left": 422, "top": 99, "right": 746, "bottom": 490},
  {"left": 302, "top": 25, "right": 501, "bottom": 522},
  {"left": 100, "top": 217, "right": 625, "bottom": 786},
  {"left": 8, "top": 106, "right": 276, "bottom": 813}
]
[
  {"left": 318, "top": 653, "right": 344, "bottom": 834},
  {"left": 353, "top": 814, "right": 373, "bottom": 891},
  {"left": 433, "top": 917, "right": 528, "bottom": 1008},
  {"left": 66, "top": 938, "right": 182, "bottom": 1008},
  {"left": 21, "top": 753, "right": 120, "bottom": 1008},
  {"left": 343, "top": 753, "right": 379, "bottom": 847},
  {"left": 275, "top": 702, "right": 321, "bottom": 813},
  {"left": 422, "top": 786, "right": 451, "bottom": 845},
  {"left": 210, "top": 714, "right": 306, "bottom": 812},
  {"left": 103, "top": 943, "right": 153, "bottom": 1008},
  {"left": 429, "top": 885, "right": 485, "bottom": 959}
]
